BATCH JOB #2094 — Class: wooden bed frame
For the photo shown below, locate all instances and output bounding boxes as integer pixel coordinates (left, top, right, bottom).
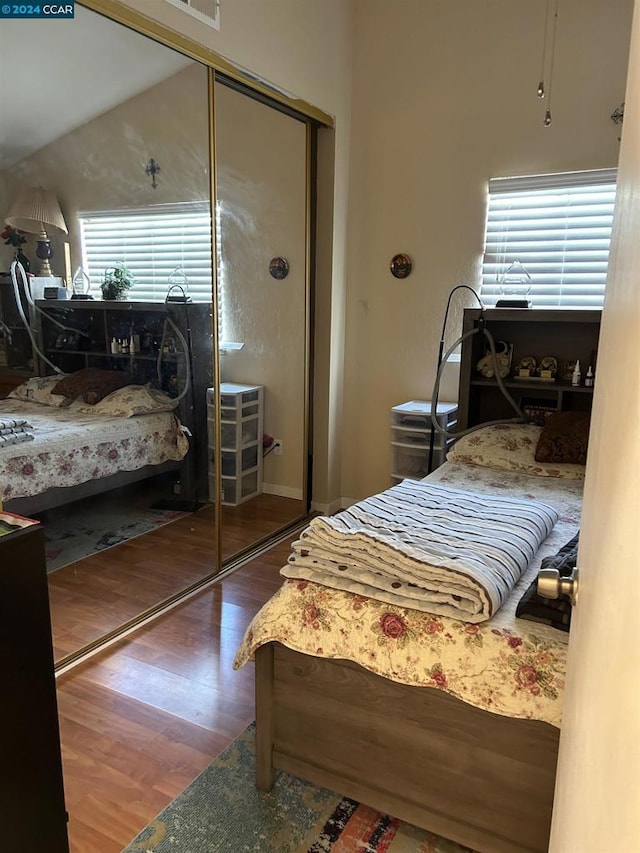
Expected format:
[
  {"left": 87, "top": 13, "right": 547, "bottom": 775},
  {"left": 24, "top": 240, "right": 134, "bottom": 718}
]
[
  {"left": 255, "top": 642, "right": 559, "bottom": 853},
  {"left": 251, "top": 309, "right": 599, "bottom": 851}
]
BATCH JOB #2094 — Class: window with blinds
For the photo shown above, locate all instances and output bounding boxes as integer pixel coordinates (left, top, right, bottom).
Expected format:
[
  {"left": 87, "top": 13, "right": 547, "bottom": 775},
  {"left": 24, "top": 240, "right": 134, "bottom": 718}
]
[
  {"left": 481, "top": 169, "right": 617, "bottom": 309},
  {"left": 78, "top": 203, "right": 214, "bottom": 304}
]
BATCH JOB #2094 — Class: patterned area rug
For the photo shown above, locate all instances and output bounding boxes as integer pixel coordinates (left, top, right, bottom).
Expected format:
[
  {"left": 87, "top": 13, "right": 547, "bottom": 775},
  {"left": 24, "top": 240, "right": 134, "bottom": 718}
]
[
  {"left": 122, "top": 724, "right": 475, "bottom": 853},
  {"left": 40, "top": 480, "right": 188, "bottom": 572}
]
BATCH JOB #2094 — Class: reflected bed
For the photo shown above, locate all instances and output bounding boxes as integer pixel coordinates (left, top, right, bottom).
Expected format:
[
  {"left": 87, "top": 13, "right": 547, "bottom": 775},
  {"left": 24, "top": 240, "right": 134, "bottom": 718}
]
[{"left": 0, "top": 397, "right": 189, "bottom": 516}]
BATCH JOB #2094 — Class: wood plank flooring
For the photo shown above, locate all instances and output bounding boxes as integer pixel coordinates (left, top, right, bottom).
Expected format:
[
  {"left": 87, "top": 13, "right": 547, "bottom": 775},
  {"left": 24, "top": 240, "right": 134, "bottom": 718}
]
[
  {"left": 56, "top": 536, "right": 293, "bottom": 853},
  {"left": 49, "top": 493, "right": 303, "bottom": 661}
]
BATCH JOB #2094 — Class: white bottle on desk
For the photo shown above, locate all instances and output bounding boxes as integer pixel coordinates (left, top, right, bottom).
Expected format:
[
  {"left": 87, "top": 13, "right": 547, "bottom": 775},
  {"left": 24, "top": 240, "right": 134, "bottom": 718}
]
[{"left": 572, "top": 360, "right": 582, "bottom": 386}]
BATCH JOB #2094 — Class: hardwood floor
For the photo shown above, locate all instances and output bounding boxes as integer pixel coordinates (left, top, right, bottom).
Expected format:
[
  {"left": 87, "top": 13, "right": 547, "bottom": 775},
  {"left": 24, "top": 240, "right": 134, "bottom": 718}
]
[
  {"left": 55, "top": 536, "right": 293, "bottom": 852},
  {"left": 49, "top": 492, "right": 304, "bottom": 661}
]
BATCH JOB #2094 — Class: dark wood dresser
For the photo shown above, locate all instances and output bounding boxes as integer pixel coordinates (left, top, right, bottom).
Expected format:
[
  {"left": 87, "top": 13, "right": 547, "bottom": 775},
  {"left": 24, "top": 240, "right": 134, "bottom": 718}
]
[{"left": 0, "top": 520, "right": 69, "bottom": 851}]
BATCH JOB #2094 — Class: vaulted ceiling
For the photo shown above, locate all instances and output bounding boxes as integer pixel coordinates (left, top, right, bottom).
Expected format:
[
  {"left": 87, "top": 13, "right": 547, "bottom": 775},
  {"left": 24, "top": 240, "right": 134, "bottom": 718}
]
[{"left": 0, "top": 5, "right": 193, "bottom": 169}]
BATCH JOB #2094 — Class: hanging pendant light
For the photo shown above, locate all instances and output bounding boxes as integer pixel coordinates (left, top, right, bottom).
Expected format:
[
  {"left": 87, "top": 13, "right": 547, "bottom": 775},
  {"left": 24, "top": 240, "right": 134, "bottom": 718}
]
[
  {"left": 538, "top": 0, "right": 560, "bottom": 126},
  {"left": 537, "top": 0, "right": 551, "bottom": 98}
]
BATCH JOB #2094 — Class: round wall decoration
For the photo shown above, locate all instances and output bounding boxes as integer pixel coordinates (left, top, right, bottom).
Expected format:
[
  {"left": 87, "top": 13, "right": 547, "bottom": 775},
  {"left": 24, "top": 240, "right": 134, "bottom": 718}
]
[
  {"left": 390, "top": 253, "right": 412, "bottom": 279},
  {"left": 269, "top": 257, "right": 290, "bottom": 279}
]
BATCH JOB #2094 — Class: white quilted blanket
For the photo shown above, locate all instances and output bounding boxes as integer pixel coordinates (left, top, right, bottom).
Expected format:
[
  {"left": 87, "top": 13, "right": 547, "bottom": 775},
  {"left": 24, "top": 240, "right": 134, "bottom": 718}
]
[{"left": 282, "top": 478, "right": 558, "bottom": 621}]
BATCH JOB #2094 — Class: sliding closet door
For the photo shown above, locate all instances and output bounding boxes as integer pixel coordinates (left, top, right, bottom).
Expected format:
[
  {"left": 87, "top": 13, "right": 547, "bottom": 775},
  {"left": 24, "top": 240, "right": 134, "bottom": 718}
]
[
  {"left": 213, "top": 79, "right": 310, "bottom": 562},
  {"left": 0, "top": 4, "right": 218, "bottom": 664}
]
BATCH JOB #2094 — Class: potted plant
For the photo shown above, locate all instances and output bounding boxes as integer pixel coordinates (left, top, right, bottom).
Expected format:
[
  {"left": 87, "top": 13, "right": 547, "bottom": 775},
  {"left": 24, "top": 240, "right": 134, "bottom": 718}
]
[
  {"left": 1, "top": 224, "right": 30, "bottom": 273},
  {"left": 101, "top": 264, "right": 134, "bottom": 300}
]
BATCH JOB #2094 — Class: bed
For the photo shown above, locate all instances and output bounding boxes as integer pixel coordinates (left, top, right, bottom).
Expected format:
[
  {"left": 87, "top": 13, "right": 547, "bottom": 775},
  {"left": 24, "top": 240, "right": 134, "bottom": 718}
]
[
  {"left": 234, "top": 423, "right": 586, "bottom": 853},
  {"left": 0, "top": 376, "right": 190, "bottom": 516}
]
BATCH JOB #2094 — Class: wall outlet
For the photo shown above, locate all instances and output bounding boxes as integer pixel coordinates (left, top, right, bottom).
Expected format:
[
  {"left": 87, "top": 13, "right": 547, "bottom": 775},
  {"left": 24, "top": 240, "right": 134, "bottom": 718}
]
[{"left": 273, "top": 439, "right": 283, "bottom": 455}]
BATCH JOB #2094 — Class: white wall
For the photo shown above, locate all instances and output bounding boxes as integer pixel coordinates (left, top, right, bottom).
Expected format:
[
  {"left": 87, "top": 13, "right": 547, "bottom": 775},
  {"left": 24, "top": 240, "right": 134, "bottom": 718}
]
[{"left": 342, "top": 0, "right": 633, "bottom": 501}]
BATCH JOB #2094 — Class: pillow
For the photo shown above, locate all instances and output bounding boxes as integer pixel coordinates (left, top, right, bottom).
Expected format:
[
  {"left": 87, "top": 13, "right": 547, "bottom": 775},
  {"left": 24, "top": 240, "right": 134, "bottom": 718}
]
[
  {"left": 535, "top": 411, "right": 590, "bottom": 465},
  {"left": 51, "top": 368, "right": 130, "bottom": 405},
  {"left": 8, "top": 374, "right": 71, "bottom": 407},
  {"left": 446, "top": 422, "right": 586, "bottom": 480},
  {"left": 73, "top": 384, "right": 179, "bottom": 417}
]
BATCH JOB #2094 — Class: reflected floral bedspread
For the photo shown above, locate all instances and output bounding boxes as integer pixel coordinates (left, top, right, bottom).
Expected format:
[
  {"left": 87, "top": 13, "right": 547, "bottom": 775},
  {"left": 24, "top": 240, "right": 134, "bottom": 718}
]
[
  {"left": 0, "top": 398, "right": 189, "bottom": 503},
  {"left": 234, "top": 463, "right": 584, "bottom": 728}
]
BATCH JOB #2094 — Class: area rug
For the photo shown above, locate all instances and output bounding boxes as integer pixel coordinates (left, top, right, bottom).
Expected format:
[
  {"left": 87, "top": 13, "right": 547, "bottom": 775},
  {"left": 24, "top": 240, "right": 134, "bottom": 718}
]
[
  {"left": 122, "top": 724, "right": 475, "bottom": 853},
  {"left": 40, "top": 482, "right": 188, "bottom": 572}
]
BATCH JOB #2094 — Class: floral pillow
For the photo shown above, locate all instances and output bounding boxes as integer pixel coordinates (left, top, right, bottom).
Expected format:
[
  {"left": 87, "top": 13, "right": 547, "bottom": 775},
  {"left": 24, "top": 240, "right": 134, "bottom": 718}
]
[
  {"left": 73, "top": 384, "right": 179, "bottom": 417},
  {"left": 8, "top": 374, "right": 71, "bottom": 407},
  {"left": 446, "top": 422, "right": 586, "bottom": 480}
]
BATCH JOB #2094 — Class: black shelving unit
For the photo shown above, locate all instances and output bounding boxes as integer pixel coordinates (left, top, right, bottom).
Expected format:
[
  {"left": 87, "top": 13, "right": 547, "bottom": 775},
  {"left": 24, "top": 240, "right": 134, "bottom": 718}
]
[
  {"left": 458, "top": 308, "right": 601, "bottom": 430},
  {"left": 0, "top": 272, "right": 33, "bottom": 375}
]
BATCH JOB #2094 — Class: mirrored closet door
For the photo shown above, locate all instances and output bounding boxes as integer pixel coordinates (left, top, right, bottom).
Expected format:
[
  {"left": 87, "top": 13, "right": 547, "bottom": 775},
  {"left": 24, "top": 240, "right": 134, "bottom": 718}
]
[
  {"left": 213, "top": 78, "right": 311, "bottom": 563},
  {"left": 0, "top": 1, "right": 319, "bottom": 668},
  {"left": 0, "top": 4, "right": 219, "bottom": 663}
]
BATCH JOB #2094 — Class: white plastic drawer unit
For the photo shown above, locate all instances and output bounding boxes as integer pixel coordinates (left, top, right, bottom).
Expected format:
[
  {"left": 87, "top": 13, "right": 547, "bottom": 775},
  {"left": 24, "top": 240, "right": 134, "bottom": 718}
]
[
  {"left": 390, "top": 400, "right": 457, "bottom": 483},
  {"left": 206, "top": 382, "right": 264, "bottom": 505}
]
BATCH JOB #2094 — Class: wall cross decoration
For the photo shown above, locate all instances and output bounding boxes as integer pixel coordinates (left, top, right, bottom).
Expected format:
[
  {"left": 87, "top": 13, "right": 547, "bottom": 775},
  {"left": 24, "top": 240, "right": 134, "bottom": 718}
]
[
  {"left": 611, "top": 103, "right": 624, "bottom": 123},
  {"left": 145, "top": 158, "right": 161, "bottom": 189},
  {"left": 611, "top": 103, "right": 624, "bottom": 142}
]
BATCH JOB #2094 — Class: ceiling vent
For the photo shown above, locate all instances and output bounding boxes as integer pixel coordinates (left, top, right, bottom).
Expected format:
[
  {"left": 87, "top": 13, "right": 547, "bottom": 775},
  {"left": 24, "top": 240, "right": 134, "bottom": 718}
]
[{"left": 164, "top": 0, "right": 220, "bottom": 31}]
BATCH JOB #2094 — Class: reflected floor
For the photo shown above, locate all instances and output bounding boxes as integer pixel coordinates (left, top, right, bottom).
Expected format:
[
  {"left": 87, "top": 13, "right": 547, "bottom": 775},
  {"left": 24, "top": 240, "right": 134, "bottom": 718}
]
[
  {"left": 47, "top": 489, "right": 305, "bottom": 662},
  {"left": 40, "top": 477, "right": 187, "bottom": 572}
]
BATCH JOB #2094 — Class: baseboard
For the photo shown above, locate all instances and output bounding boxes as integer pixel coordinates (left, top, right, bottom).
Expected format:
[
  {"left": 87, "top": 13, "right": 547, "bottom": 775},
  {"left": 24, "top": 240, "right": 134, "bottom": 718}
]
[
  {"left": 310, "top": 497, "right": 344, "bottom": 515},
  {"left": 262, "top": 482, "right": 304, "bottom": 501},
  {"left": 338, "top": 497, "right": 360, "bottom": 510}
]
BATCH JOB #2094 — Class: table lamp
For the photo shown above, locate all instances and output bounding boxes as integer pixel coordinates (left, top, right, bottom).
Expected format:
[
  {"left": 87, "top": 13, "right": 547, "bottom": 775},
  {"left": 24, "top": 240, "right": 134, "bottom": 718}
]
[{"left": 6, "top": 186, "right": 68, "bottom": 277}]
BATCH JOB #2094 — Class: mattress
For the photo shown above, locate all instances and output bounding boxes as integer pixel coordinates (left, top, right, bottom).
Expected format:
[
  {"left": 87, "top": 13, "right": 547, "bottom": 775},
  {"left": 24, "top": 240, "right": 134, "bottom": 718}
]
[
  {"left": 0, "top": 398, "right": 189, "bottom": 504},
  {"left": 234, "top": 462, "right": 584, "bottom": 727}
]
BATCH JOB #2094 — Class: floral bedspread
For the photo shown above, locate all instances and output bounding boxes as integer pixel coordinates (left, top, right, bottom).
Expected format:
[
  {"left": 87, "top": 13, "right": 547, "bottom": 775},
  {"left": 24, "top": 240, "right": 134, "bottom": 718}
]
[
  {"left": 234, "top": 463, "right": 584, "bottom": 728},
  {"left": 0, "top": 398, "right": 189, "bottom": 503}
]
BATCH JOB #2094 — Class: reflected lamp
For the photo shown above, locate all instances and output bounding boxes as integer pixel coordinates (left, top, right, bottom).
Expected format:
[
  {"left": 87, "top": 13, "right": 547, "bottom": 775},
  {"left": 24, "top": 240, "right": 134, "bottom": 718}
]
[{"left": 6, "top": 187, "right": 68, "bottom": 276}]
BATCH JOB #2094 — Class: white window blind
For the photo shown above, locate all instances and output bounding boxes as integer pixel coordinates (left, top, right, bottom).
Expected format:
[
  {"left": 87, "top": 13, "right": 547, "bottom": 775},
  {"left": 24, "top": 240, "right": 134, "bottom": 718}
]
[
  {"left": 79, "top": 203, "right": 214, "bottom": 304},
  {"left": 481, "top": 169, "right": 617, "bottom": 309}
]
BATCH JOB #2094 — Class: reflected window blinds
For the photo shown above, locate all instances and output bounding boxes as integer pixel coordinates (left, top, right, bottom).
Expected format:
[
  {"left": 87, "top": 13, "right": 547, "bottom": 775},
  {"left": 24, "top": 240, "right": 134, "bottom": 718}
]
[{"left": 79, "top": 203, "right": 213, "bottom": 303}]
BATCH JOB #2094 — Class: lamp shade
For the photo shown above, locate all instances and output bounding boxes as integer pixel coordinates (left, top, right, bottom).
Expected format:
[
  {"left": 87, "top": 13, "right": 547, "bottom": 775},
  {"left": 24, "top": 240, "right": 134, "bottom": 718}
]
[{"left": 6, "top": 186, "right": 68, "bottom": 236}]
